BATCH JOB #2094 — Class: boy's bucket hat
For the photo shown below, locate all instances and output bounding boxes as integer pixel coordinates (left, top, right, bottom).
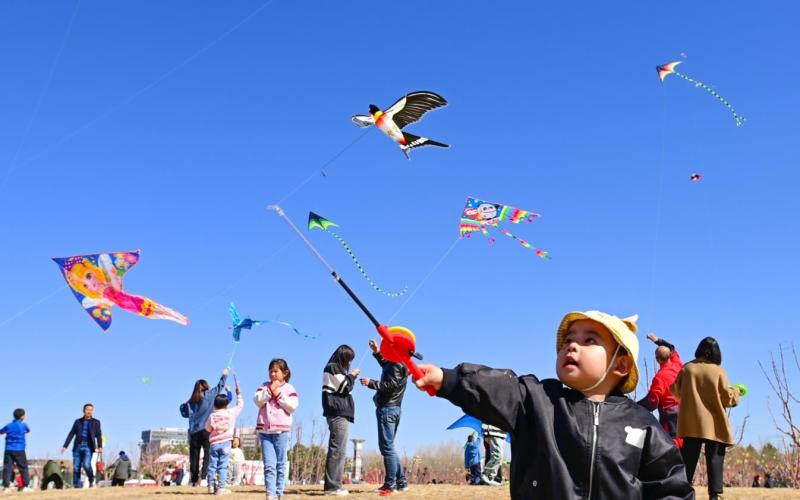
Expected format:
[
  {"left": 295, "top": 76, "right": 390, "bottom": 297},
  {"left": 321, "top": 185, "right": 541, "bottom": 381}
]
[{"left": 556, "top": 310, "right": 640, "bottom": 393}]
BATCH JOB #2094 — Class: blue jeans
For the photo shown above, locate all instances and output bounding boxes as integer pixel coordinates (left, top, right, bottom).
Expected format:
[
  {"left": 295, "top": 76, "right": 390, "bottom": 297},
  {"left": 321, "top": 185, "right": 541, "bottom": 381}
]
[
  {"left": 207, "top": 441, "right": 231, "bottom": 490},
  {"left": 376, "top": 406, "right": 406, "bottom": 489},
  {"left": 72, "top": 444, "right": 94, "bottom": 488},
  {"left": 260, "top": 432, "right": 289, "bottom": 496}
]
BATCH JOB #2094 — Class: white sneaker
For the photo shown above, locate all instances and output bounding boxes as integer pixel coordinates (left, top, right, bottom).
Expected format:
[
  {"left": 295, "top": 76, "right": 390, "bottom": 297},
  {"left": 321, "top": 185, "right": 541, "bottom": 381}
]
[
  {"left": 216, "top": 488, "right": 232, "bottom": 495},
  {"left": 324, "top": 489, "right": 350, "bottom": 496},
  {"left": 22, "top": 488, "right": 34, "bottom": 493},
  {"left": 201, "top": 479, "right": 208, "bottom": 487},
  {"left": 2, "top": 488, "right": 10, "bottom": 494},
  {"left": 208, "top": 485, "right": 216, "bottom": 494}
]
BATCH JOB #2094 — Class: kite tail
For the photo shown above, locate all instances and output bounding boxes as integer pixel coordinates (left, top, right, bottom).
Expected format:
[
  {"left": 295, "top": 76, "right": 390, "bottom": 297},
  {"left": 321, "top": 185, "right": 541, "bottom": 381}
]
[
  {"left": 497, "top": 227, "right": 550, "bottom": 259},
  {"left": 272, "top": 319, "right": 319, "bottom": 340},
  {"left": 674, "top": 71, "right": 745, "bottom": 127},
  {"left": 327, "top": 230, "right": 409, "bottom": 297}
]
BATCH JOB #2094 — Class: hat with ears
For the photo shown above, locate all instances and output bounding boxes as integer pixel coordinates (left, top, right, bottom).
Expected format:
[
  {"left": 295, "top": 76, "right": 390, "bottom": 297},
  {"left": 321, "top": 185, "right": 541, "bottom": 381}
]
[{"left": 556, "top": 310, "right": 640, "bottom": 393}]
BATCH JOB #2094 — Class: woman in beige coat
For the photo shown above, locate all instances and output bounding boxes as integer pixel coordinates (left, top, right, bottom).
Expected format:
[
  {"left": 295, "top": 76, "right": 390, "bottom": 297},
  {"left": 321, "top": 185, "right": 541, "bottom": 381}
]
[{"left": 671, "top": 337, "right": 740, "bottom": 500}]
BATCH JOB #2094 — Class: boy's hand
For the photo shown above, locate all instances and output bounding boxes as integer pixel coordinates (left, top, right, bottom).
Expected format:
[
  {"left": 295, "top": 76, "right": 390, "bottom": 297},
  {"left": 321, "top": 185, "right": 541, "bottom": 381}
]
[
  {"left": 646, "top": 333, "right": 658, "bottom": 343},
  {"left": 368, "top": 339, "right": 379, "bottom": 354},
  {"left": 359, "top": 377, "right": 371, "bottom": 386},
  {"left": 415, "top": 364, "right": 444, "bottom": 392},
  {"left": 225, "top": 385, "right": 231, "bottom": 392},
  {"left": 351, "top": 369, "right": 361, "bottom": 377},
  {"left": 235, "top": 380, "right": 241, "bottom": 395}
]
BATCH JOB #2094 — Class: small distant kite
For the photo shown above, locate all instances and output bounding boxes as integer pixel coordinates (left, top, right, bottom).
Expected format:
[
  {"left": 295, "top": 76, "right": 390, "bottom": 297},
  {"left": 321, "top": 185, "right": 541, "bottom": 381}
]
[
  {"left": 53, "top": 250, "right": 188, "bottom": 331},
  {"left": 352, "top": 91, "right": 449, "bottom": 159},
  {"left": 690, "top": 173, "right": 702, "bottom": 182},
  {"left": 657, "top": 61, "right": 745, "bottom": 126},
  {"left": 308, "top": 212, "right": 408, "bottom": 297},
  {"left": 229, "top": 302, "right": 316, "bottom": 342},
  {"left": 459, "top": 197, "right": 549, "bottom": 259},
  {"left": 141, "top": 377, "right": 151, "bottom": 384}
]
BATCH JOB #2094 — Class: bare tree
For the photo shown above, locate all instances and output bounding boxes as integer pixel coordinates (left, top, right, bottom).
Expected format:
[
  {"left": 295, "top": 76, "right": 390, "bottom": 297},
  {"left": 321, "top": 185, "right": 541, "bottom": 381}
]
[{"left": 758, "top": 343, "right": 800, "bottom": 486}]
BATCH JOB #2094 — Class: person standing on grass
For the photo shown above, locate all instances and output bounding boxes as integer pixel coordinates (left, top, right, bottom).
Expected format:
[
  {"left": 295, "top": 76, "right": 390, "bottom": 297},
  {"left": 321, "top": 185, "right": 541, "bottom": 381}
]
[
  {"left": 110, "top": 451, "right": 131, "bottom": 486},
  {"left": 360, "top": 339, "right": 410, "bottom": 496},
  {"left": 671, "top": 336, "right": 740, "bottom": 500},
  {"left": 637, "top": 332, "right": 683, "bottom": 447},
  {"left": 61, "top": 403, "right": 102, "bottom": 488},
  {"left": 322, "top": 344, "right": 360, "bottom": 496},
  {"left": 1, "top": 408, "right": 32, "bottom": 493},
  {"left": 180, "top": 367, "right": 229, "bottom": 486}
]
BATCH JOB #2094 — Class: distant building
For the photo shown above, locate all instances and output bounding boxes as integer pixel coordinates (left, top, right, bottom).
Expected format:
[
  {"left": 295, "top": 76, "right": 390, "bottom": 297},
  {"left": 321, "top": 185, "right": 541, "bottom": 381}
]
[{"left": 140, "top": 427, "right": 188, "bottom": 454}]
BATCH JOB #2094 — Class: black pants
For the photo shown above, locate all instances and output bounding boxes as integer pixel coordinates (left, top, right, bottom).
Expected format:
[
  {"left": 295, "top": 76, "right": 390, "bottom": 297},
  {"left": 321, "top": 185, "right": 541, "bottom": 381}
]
[
  {"left": 681, "top": 437, "right": 726, "bottom": 495},
  {"left": 41, "top": 474, "right": 63, "bottom": 490},
  {"left": 2, "top": 451, "right": 29, "bottom": 488},
  {"left": 189, "top": 430, "right": 210, "bottom": 484},
  {"left": 111, "top": 477, "right": 126, "bottom": 486}
]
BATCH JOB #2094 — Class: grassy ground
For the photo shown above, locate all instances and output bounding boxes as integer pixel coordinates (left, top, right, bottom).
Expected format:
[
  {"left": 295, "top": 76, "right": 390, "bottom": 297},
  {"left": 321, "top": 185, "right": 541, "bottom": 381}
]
[{"left": 13, "top": 485, "right": 799, "bottom": 499}]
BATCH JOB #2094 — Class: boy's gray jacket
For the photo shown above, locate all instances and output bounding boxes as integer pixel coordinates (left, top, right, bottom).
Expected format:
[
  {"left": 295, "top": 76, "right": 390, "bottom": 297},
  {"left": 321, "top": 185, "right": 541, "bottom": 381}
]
[{"left": 438, "top": 363, "right": 695, "bottom": 500}]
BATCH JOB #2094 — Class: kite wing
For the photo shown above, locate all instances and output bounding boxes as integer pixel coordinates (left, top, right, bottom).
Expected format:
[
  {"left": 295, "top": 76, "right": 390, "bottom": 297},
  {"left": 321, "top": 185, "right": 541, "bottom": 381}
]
[
  {"left": 352, "top": 114, "right": 375, "bottom": 128},
  {"left": 446, "top": 415, "right": 484, "bottom": 435},
  {"left": 657, "top": 61, "right": 681, "bottom": 81},
  {"left": 385, "top": 91, "right": 448, "bottom": 130},
  {"left": 229, "top": 302, "right": 242, "bottom": 326},
  {"left": 308, "top": 212, "right": 339, "bottom": 231}
]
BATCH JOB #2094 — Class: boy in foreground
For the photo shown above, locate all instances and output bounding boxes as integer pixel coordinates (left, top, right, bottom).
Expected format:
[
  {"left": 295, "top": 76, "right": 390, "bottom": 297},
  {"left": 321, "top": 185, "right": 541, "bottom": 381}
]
[{"left": 415, "top": 310, "right": 695, "bottom": 499}]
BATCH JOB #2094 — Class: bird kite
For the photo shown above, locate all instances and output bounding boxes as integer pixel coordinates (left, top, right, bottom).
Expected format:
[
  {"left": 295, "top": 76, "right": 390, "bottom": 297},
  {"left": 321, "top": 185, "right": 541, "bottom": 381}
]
[
  {"left": 308, "top": 212, "right": 408, "bottom": 297},
  {"left": 229, "top": 302, "right": 315, "bottom": 342},
  {"left": 657, "top": 61, "right": 745, "bottom": 126},
  {"left": 690, "top": 173, "right": 702, "bottom": 182},
  {"left": 459, "top": 197, "right": 549, "bottom": 259},
  {"left": 53, "top": 250, "right": 188, "bottom": 331},
  {"left": 352, "top": 91, "right": 449, "bottom": 159}
]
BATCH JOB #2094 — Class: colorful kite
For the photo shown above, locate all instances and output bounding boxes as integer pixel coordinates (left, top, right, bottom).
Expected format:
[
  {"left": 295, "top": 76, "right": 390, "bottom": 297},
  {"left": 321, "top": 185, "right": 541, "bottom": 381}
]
[
  {"left": 308, "top": 212, "right": 408, "bottom": 297},
  {"left": 352, "top": 91, "right": 449, "bottom": 159},
  {"left": 229, "top": 302, "right": 316, "bottom": 342},
  {"left": 53, "top": 250, "right": 188, "bottom": 330},
  {"left": 141, "top": 377, "right": 151, "bottom": 384},
  {"left": 690, "top": 173, "right": 702, "bottom": 182},
  {"left": 657, "top": 61, "right": 745, "bottom": 126},
  {"left": 459, "top": 197, "right": 549, "bottom": 259}
]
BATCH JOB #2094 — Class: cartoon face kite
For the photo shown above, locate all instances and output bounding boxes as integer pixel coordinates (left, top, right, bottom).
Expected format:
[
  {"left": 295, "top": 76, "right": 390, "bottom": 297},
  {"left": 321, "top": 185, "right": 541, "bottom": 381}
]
[
  {"left": 53, "top": 250, "right": 188, "bottom": 330},
  {"left": 352, "top": 91, "right": 449, "bottom": 159},
  {"left": 657, "top": 61, "right": 745, "bottom": 126},
  {"left": 459, "top": 197, "right": 549, "bottom": 259},
  {"left": 308, "top": 212, "right": 407, "bottom": 297}
]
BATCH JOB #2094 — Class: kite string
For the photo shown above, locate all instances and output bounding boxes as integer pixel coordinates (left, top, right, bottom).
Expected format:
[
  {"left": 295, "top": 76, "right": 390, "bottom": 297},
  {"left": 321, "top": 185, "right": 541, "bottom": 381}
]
[
  {"left": 1, "top": 0, "right": 274, "bottom": 194},
  {"left": 0, "top": 0, "right": 82, "bottom": 192},
  {"left": 0, "top": 285, "right": 68, "bottom": 330},
  {"left": 353, "top": 238, "right": 461, "bottom": 372},
  {"left": 328, "top": 229, "right": 408, "bottom": 298},
  {"left": 649, "top": 81, "right": 669, "bottom": 329}
]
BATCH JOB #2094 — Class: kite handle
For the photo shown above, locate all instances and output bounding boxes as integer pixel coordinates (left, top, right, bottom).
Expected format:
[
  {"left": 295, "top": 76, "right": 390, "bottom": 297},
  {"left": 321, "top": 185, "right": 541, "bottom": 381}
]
[{"left": 377, "top": 325, "right": 437, "bottom": 397}]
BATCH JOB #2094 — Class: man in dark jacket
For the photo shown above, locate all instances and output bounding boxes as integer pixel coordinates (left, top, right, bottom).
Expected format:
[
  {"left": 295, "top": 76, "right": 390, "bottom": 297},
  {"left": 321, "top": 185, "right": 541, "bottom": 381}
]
[
  {"left": 360, "top": 339, "right": 409, "bottom": 495},
  {"left": 110, "top": 451, "right": 131, "bottom": 486},
  {"left": 61, "top": 403, "right": 102, "bottom": 488},
  {"left": 412, "top": 310, "right": 695, "bottom": 499},
  {"left": 637, "top": 333, "right": 683, "bottom": 447}
]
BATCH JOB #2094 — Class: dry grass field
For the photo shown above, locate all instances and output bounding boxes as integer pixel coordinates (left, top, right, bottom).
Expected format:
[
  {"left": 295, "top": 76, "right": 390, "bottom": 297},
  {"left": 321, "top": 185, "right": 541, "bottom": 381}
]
[{"left": 10, "top": 485, "right": 799, "bottom": 499}]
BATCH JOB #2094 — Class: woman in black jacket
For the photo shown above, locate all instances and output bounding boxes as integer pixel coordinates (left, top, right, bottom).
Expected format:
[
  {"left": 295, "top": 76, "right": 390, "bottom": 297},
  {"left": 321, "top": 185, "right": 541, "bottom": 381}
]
[{"left": 322, "top": 345, "right": 360, "bottom": 495}]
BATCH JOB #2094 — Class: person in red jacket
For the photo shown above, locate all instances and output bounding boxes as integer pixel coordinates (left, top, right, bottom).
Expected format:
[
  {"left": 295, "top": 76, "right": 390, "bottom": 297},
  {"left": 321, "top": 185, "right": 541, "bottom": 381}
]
[{"left": 637, "top": 333, "right": 683, "bottom": 447}]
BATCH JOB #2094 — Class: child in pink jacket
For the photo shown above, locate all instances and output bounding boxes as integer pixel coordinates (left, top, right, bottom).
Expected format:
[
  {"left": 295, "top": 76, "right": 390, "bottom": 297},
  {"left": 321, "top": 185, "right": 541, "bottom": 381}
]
[
  {"left": 253, "top": 359, "right": 299, "bottom": 500},
  {"left": 205, "top": 379, "right": 243, "bottom": 495}
]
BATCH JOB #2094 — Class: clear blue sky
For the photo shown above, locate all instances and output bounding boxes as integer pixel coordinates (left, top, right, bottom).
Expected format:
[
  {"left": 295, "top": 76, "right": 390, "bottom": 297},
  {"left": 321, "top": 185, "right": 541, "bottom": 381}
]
[{"left": 1, "top": 1, "right": 798, "bottom": 459}]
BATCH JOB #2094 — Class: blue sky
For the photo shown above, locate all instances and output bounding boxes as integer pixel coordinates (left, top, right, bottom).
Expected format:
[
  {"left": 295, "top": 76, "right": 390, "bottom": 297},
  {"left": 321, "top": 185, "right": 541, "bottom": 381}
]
[{"left": 1, "top": 1, "right": 798, "bottom": 459}]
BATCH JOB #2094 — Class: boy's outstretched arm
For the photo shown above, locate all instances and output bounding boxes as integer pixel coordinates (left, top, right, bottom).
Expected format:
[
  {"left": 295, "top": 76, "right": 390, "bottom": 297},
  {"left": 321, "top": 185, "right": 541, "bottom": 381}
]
[{"left": 416, "top": 363, "right": 527, "bottom": 434}]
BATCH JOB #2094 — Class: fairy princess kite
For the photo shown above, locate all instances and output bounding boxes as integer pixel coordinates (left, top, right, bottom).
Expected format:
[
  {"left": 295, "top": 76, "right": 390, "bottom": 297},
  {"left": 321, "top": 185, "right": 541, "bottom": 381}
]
[
  {"left": 53, "top": 250, "right": 188, "bottom": 330},
  {"left": 352, "top": 91, "right": 449, "bottom": 159}
]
